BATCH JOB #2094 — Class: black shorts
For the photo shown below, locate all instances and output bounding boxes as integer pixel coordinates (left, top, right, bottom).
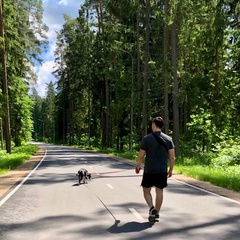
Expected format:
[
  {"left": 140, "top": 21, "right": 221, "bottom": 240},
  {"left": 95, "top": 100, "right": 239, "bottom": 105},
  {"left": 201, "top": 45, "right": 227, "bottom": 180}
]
[{"left": 141, "top": 172, "right": 168, "bottom": 189}]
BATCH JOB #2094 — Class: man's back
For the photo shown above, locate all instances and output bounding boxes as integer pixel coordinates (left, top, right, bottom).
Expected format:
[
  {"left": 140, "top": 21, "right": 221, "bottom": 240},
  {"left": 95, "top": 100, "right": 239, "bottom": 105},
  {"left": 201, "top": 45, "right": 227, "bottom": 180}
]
[{"left": 141, "top": 131, "right": 173, "bottom": 173}]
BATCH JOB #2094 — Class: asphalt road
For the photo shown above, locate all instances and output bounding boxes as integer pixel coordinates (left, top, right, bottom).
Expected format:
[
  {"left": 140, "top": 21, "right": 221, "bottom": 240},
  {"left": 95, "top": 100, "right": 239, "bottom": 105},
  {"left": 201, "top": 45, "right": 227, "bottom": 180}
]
[{"left": 0, "top": 143, "right": 240, "bottom": 240}]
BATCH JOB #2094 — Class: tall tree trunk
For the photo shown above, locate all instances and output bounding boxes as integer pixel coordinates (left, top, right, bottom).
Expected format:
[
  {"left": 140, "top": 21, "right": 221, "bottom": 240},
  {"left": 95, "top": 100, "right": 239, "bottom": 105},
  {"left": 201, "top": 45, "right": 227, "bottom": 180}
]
[
  {"left": 67, "top": 70, "right": 74, "bottom": 144},
  {"left": 86, "top": 7, "right": 91, "bottom": 147},
  {"left": 142, "top": 0, "right": 150, "bottom": 136},
  {"left": 0, "top": 0, "right": 11, "bottom": 153},
  {"left": 97, "top": 0, "right": 111, "bottom": 148},
  {"left": 171, "top": 21, "right": 180, "bottom": 156},
  {"left": 136, "top": 2, "right": 142, "bottom": 142},
  {"left": 212, "top": 1, "right": 224, "bottom": 130},
  {"left": 163, "top": 0, "right": 169, "bottom": 134}
]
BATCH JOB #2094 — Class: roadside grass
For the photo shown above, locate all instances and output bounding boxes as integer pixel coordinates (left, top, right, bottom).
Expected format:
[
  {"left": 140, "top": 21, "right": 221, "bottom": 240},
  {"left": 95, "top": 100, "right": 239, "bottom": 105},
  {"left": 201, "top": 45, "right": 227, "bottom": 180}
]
[
  {"left": 174, "top": 148, "right": 240, "bottom": 192},
  {"left": 0, "top": 144, "right": 38, "bottom": 176},
  {"left": 174, "top": 165, "right": 240, "bottom": 192}
]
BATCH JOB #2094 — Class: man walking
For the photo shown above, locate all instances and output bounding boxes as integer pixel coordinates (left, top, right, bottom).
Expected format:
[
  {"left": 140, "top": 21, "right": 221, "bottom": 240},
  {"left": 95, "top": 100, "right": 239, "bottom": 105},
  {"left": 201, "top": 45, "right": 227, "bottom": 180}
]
[{"left": 136, "top": 116, "right": 175, "bottom": 221}]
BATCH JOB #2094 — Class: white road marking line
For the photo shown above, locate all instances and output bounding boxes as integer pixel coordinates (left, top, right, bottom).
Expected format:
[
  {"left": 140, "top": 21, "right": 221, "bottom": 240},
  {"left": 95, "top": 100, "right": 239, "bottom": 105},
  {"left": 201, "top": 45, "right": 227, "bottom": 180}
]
[
  {"left": 129, "top": 208, "right": 144, "bottom": 220},
  {"left": 0, "top": 148, "right": 47, "bottom": 207},
  {"left": 171, "top": 178, "right": 240, "bottom": 205},
  {"left": 107, "top": 184, "right": 114, "bottom": 189}
]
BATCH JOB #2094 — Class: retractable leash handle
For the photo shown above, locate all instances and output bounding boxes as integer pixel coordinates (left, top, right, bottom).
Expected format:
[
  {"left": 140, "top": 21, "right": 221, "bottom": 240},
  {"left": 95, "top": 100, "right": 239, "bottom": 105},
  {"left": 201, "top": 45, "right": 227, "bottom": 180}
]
[{"left": 135, "top": 166, "right": 141, "bottom": 174}]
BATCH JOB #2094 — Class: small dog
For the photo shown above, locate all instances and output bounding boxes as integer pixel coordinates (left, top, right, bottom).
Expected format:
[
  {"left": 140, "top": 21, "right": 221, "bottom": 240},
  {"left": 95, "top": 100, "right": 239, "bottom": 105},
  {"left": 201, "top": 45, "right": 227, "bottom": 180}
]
[{"left": 76, "top": 168, "right": 91, "bottom": 184}]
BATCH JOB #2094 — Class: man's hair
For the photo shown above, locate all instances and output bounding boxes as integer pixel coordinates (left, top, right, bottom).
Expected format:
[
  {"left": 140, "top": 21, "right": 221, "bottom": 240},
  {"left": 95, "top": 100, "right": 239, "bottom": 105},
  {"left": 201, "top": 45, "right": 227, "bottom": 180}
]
[{"left": 152, "top": 116, "right": 164, "bottom": 129}]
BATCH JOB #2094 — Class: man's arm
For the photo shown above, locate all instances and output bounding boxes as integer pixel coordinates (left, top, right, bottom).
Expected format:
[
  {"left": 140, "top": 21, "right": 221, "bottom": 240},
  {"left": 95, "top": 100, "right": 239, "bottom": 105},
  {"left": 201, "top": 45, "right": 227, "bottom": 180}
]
[
  {"left": 168, "top": 148, "right": 175, "bottom": 177},
  {"left": 136, "top": 149, "right": 145, "bottom": 170}
]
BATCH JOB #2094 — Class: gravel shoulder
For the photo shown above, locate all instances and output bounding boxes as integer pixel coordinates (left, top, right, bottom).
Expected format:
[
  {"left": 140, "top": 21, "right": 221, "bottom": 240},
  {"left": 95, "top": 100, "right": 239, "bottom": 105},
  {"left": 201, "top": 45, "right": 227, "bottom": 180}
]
[{"left": 1, "top": 147, "right": 240, "bottom": 203}]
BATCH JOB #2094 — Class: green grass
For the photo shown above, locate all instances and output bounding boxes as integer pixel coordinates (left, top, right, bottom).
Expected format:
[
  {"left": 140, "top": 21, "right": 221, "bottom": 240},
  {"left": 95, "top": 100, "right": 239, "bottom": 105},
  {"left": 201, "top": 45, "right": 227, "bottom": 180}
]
[
  {"left": 0, "top": 144, "right": 38, "bottom": 176},
  {"left": 174, "top": 165, "right": 240, "bottom": 191}
]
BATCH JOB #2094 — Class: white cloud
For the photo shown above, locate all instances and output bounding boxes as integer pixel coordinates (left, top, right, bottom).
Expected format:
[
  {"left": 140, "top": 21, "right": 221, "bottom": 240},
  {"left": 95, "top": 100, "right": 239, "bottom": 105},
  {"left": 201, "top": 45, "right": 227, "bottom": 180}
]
[
  {"left": 41, "top": 41, "right": 57, "bottom": 62},
  {"left": 33, "top": 0, "right": 85, "bottom": 97},
  {"left": 43, "top": 0, "right": 83, "bottom": 42},
  {"left": 34, "top": 60, "right": 56, "bottom": 97},
  {"left": 58, "top": 0, "right": 68, "bottom": 5}
]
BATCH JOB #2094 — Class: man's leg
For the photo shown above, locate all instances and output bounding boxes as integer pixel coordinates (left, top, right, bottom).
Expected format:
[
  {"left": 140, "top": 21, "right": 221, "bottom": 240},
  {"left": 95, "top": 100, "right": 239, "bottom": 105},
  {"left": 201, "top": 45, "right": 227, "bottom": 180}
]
[
  {"left": 143, "top": 187, "right": 153, "bottom": 208},
  {"left": 155, "top": 187, "right": 163, "bottom": 213}
]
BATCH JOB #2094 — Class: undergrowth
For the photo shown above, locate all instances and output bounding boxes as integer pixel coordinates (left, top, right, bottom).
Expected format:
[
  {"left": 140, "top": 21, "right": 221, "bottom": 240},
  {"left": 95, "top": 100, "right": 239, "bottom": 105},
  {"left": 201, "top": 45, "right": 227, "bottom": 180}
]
[
  {"left": 175, "top": 144, "right": 240, "bottom": 192},
  {"left": 0, "top": 144, "right": 38, "bottom": 176}
]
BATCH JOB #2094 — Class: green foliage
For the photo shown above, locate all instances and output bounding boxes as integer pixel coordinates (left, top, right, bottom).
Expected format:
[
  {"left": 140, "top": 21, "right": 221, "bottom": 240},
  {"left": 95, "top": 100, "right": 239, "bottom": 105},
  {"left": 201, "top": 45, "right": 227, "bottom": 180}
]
[
  {"left": 211, "top": 145, "right": 240, "bottom": 168},
  {"left": 176, "top": 141, "right": 240, "bottom": 191},
  {"left": 41, "top": 81, "right": 56, "bottom": 143},
  {"left": 0, "top": 144, "right": 38, "bottom": 175},
  {"left": 186, "top": 109, "right": 216, "bottom": 151},
  {"left": 2, "top": 0, "right": 240, "bottom": 194},
  {"left": 1, "top": 0, "right": 48, "bottom": 150},
  {"left": 27, "top": 0, "right": 240, "bottom": 193},
  {"left": 31, "top": 88, "right": 44, "bottom": 141},
  {"left": 11, "top": 143, "right": 38, "bottom": 155},
  {"left": 10, "top": 77, "right": 34, "bottom": 146}
]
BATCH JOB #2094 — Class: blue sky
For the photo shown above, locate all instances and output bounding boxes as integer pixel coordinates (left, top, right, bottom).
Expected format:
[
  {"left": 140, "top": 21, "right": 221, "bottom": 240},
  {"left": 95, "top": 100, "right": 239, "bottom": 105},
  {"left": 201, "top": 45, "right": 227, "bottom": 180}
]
[{"left": 33, "top": 0, "right": 84, "bottom": 97}]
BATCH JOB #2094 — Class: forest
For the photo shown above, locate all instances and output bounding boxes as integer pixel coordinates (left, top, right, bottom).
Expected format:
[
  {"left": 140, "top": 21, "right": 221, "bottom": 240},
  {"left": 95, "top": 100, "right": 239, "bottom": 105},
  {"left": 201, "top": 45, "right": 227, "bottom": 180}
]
[{"left": 0, "top": 0, "right": 240, "bottom": 189}]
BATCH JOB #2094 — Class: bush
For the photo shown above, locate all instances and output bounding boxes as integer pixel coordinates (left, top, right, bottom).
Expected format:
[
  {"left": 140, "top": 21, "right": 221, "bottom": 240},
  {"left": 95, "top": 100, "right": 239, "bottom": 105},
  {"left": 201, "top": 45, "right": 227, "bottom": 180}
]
[
  {"left": 210, "top": 145, "right": 240, "bottom": 168},
  {"left": 175, "top": 142, "right": 240, "bottom": 192}
]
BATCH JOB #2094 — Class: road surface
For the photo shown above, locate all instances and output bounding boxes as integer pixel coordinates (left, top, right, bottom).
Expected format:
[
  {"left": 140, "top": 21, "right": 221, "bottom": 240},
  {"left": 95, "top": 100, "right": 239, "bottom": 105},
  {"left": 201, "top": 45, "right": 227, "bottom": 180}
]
[{"left": 0, "top": 143, "right": 240, "bottom": 240}]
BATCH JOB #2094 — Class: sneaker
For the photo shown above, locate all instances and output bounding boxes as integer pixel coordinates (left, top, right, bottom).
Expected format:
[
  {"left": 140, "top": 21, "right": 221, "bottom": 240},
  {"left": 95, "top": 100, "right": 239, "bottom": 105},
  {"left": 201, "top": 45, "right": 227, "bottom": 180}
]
[
  {"left": 149, "top": 206, "right": 158, "bottom": 217},
  {"left": 148, "top": 207, "right": 159, "bottom": 223}
]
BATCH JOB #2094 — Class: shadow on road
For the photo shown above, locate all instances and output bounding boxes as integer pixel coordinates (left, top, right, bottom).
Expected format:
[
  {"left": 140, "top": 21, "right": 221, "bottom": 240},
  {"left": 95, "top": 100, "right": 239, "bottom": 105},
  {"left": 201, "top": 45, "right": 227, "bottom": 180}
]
[
  {"left": 107, "top": 220, "right": 153, "bottom": 233},
  {"left": 1, "top": 212, "right": 240, "bottom": 239}
]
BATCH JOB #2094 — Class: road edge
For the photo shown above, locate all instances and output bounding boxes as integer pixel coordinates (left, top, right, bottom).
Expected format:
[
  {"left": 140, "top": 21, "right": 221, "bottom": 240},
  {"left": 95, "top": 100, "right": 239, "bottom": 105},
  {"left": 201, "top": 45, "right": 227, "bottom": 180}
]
[{"left": 0, "top": 147, "right": 45, "bottom": 201}]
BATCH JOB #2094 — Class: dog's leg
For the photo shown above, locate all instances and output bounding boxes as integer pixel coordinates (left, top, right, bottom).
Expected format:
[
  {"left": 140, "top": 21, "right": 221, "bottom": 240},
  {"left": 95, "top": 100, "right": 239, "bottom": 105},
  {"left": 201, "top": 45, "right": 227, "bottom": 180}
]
[
  {"left": 78, "top": 174, "right": 81, "bottom": 185},
  {"left": 79, "top": 171, "right": 84, "bottom": 184}
]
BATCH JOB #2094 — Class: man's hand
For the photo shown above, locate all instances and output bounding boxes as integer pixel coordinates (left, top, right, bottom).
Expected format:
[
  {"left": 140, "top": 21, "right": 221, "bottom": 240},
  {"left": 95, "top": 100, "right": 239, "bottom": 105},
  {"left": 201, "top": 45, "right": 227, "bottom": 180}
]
[
  {"left": 167, "top": 169, "right": 173, "bottom": 178},
  {"left": 135, "top": 163, "right": 141, "bottom": 174},
  {"left": 135, "top": 166, "right": 141, "bottom": 174},
  {"left": 168, "top": 148, "right": 175, "bottom": 178},
  {"left": 135, "top": 149, "right": 145, "bottom": 174}
]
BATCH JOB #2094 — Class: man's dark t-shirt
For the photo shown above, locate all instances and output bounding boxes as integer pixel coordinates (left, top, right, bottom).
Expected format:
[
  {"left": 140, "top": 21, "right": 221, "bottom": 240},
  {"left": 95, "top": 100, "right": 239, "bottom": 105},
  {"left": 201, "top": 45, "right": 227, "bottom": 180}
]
[{"left": 140, "top": 131, "right": 174, "bottom": 174}]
